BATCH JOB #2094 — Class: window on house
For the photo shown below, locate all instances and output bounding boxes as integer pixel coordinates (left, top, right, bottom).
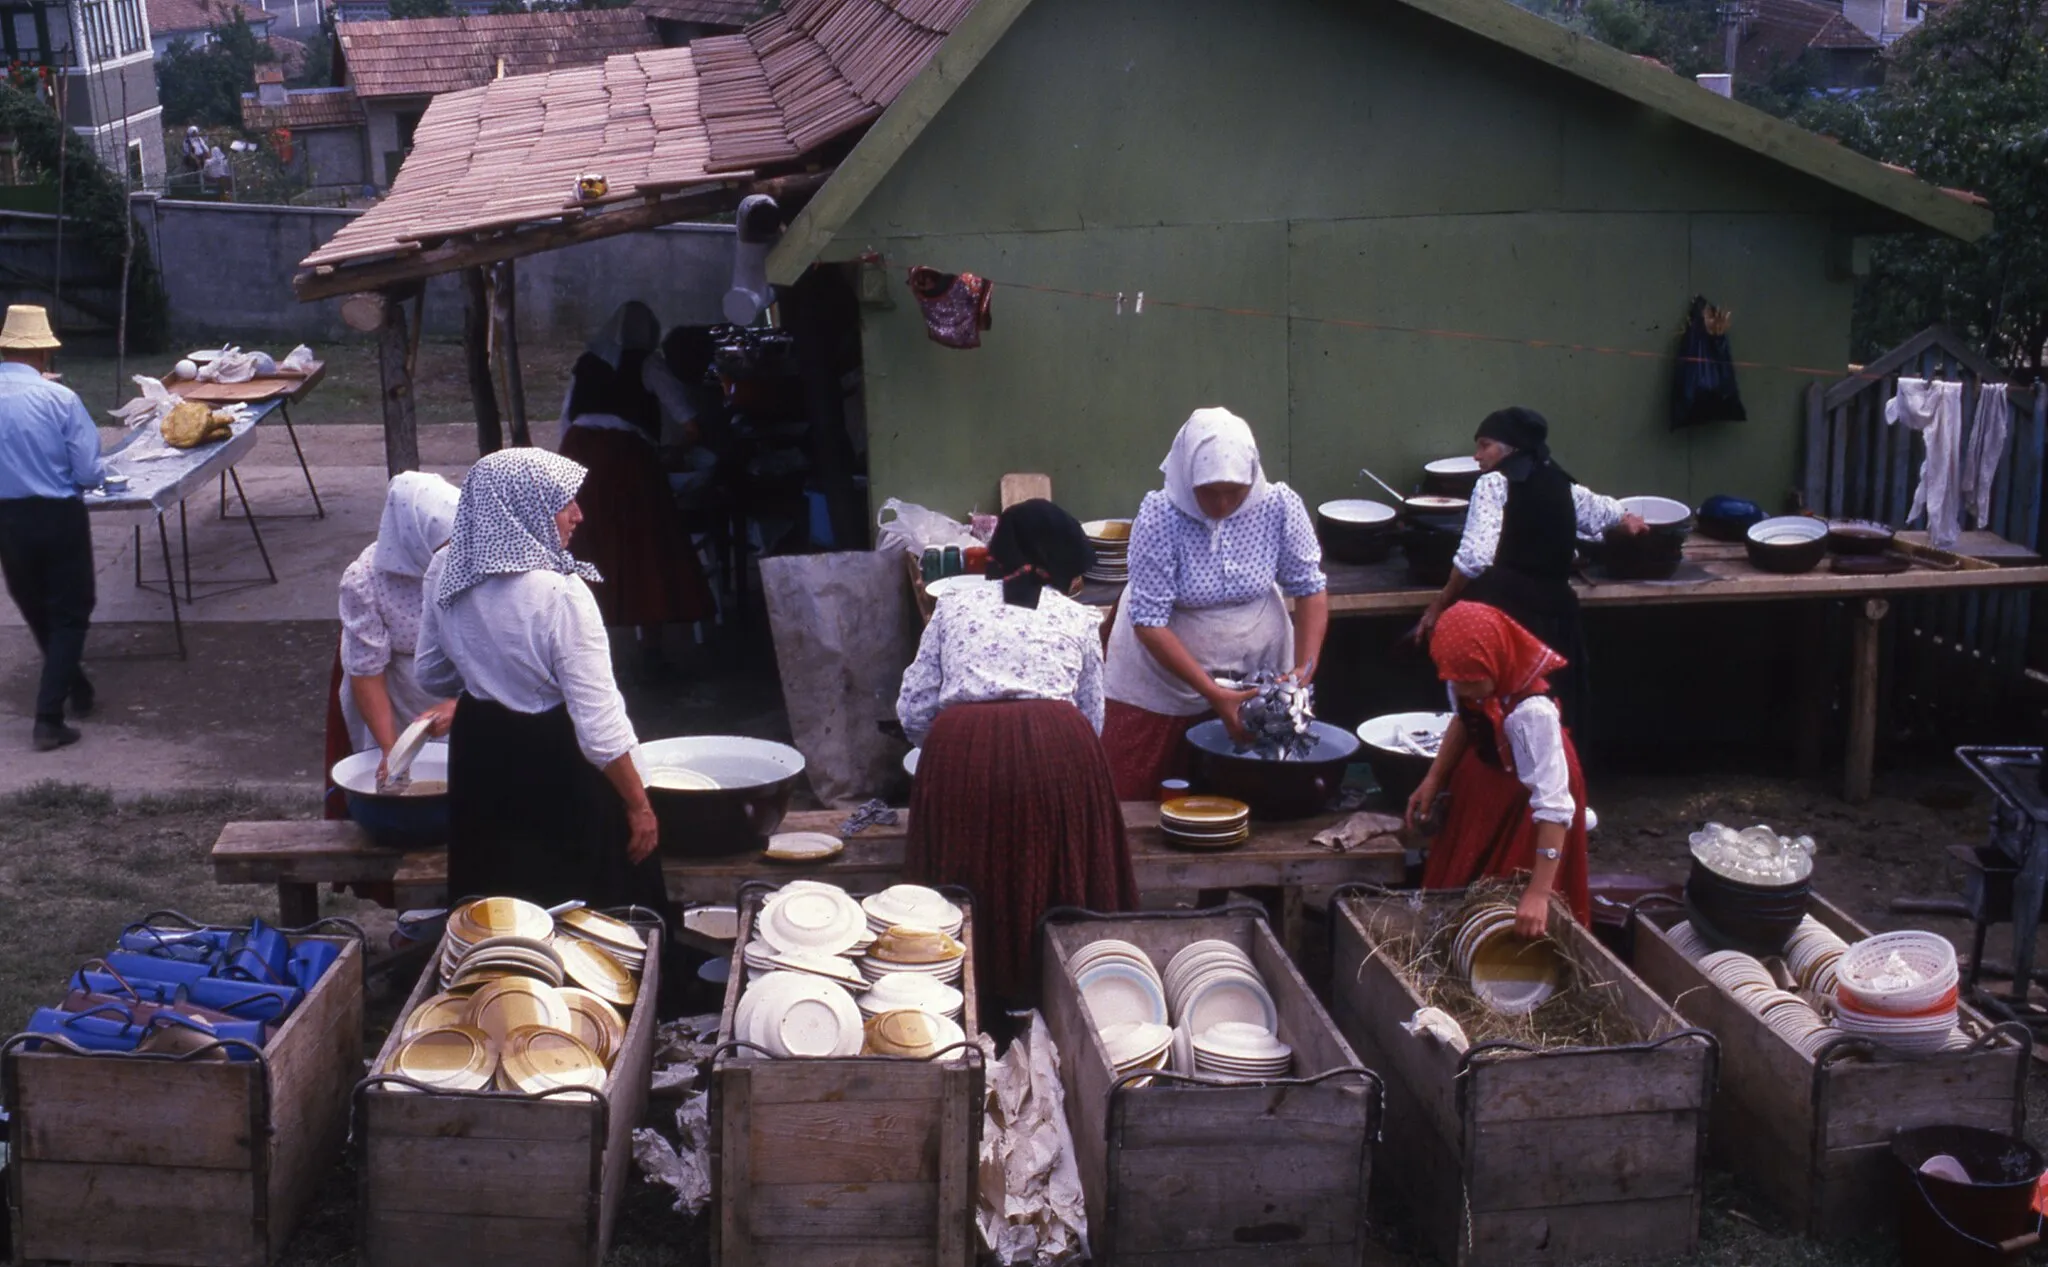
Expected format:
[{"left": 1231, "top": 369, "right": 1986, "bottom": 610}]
[
  {"left": 78, "top": 0, "right": 111, "bottom": 62},
  {"left": 1905, "top": 0, "right": 1921, "bottom": 16},
  {"left": 0, "top": 4, "right": 57, "bottom": 64},
  {"left": 126, "top": 138, "right": 142, "bottom": 185},
  {"left": 114, "top": 0, "right": 142, "bottom": 53}
]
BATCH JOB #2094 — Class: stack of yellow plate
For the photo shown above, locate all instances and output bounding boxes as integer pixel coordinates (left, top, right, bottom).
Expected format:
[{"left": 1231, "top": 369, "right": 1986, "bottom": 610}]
[
  {"left": 497, "top": 1025, "right": 606, "bottom": 1094},
  {"left": 556, "top": 988, "right": 628, "bottom": 1064},
  {"left": 555, "top": 937, "right": 637, "bottom": 1009},
  {"left": 862, "top": 1007, "right": 967, "bottom": 1058},
  {"left": 859, "top": 927, "right": 966, "bottom": 984},
  {"left": 440, "top": 897, "right": 554, "bottom": 988},
  {"left": 1082, "top": 519, "right": 1132, "bottom": 582},
  {"left": 386, "top": 1024, "right": 497, "bottom": 1092},
  {"left": 1159, "top": 796, "right": 1251, "bottom": 850},
  {"left": 555, "top": 908, "right": 648, "bottom": 975}
]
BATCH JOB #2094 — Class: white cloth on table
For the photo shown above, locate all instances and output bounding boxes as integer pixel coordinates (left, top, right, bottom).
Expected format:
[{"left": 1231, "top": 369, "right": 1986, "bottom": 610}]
[
  {"left": 894, "top": 583, "right": 1105, "bottom": 748},
  {"left": 1964, "top": 382, "right": 2010, "bottom": 530},
  {"left": 1105, "top": 581, "right": 1294, "bottom": 717},
  {"left": 1501, "top": 695, "right": 1575, "bottom": 825},
  {"left": 1158, "top": 406, "right": 1274, "bottom": 552},
  {"left": 416, "top": 552, "right": 638, "bottom": 768},
  {"left": 1886, "top": 377, "right": 1965, "bottom": 549},
  {"left": 337, "top": 544, "right": 449, "bottom": 752},
  {"left": 1451, "top": 470, "right": 1628, "bottom": 579}
]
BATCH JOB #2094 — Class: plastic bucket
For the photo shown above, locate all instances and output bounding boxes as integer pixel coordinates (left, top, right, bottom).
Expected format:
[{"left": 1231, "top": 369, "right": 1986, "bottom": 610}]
[{"left": 1893, "top": 1125, "right": 2045, "bottom": 1267}]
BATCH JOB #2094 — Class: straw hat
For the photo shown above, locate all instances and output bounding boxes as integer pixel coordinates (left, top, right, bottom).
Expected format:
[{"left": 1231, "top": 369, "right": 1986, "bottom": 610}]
[{"left": 0, "top": 305, "right": 59, "bottom": 350}]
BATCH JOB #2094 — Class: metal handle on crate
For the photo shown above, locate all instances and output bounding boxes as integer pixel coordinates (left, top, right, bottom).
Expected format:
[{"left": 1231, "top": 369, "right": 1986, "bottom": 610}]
[
  {"left": 1621, "top": 892, "right": 1688, "bottom": 926},
  {"left": 1, "top": 1029, "right": 267, "bottom": 1066},
  {"left": 708, "top": 1037, "right": 986, "bottom": 1068},
  {"left": 1037, "top": 901, "right": 1270, "bottom": 938},
  {"left": 599, "top": 904, "right": 670, "bottom": 936},
  {"left": 279, "top": 915, "right": 369, "bottom": 946},
  {"left": 350, "top": 1073, "right": 609, "bottom": 1146},
  {"left": 1106, "top": 1064, "right": 1384, "bottom": 1141}
]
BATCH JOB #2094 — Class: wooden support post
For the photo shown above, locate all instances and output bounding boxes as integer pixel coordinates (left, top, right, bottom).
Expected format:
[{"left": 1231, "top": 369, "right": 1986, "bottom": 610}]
[
  {"left": 1844, "top": 597, "right": 1889, "bottom": 803},
  {"left": 490, "top": 260, "right": 529, "bottom": 446},
  {"left": 462, "top": 266, "right": 501, "bottom": 455},
  {"left": 375, "top": 291, "right": 420, "bottom": 476}
]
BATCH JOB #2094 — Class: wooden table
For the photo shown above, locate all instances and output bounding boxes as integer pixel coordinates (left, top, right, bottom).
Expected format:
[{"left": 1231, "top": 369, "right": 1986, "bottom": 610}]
[
  {"left": 165, "top": 361, "right": 328, "bottom": 519},
  {"left": 212, "top": 805, "right": 1404, "bottom": 949}
]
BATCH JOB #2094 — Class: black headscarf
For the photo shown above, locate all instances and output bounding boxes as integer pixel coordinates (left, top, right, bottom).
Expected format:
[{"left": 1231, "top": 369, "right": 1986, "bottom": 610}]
[
  {"left": 1476, "top": 406, "right": 1569, "bottom": 483},
  {"left": 987, "top": 499, "right": 1093, "bottom": 609}
]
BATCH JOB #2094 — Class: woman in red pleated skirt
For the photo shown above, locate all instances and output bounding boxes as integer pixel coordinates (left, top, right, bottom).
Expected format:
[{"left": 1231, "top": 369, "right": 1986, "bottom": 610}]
[
  {"left": 1406, "top": 602, "right": 1590, "bottom": 936},
  {"left": 898, "top": 501, "right": 1137, "bottom": 1007}
]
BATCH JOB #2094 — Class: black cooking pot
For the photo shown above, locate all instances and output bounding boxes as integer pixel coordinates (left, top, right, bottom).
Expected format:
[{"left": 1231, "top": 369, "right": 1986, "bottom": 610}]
[
  {"left": 1317, "top": 499, "right": 1398, "bottom": 565},
  {"left": 1599, "top": 527, "right": 1685, "bottom": 580},
  {"left": 636, "top": 736, "right": 805, "bottom": 856},
  {"left": 1422, "top": 457, "right": 1483, "bottom": 499},
  {"left": 1683, "top": 858, "right": 1811, "bottom": 957},
  {"left": 1186, "top": 719, "right": 1360, "bottom": 820},
  {"left": 1400, "top": 496, "right": 1468, "bottom": 587}
]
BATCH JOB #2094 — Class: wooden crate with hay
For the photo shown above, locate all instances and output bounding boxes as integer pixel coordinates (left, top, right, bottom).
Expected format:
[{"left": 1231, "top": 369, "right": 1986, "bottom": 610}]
[
  {"left": 1040, "top": 905, "right": 1380, "bottom": 1266},
  {"left": 1629, "top": 893, "right": 2027, "bottom": 1239},
  {"left": 1330, "top": 884, "right": 1714, "bottom": 1267}
]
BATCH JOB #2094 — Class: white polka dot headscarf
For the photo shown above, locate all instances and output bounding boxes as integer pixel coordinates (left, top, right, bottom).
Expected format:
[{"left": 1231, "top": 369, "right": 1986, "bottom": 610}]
[{"left": 435, "top": 448, "right": 602, "bottom": 608}]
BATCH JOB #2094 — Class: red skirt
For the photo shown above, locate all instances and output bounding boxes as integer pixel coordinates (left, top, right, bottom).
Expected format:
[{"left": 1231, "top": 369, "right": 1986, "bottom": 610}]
[
  {"left": 907, "top": 700, "right": 1137, "bottom": 1003},
  {"left": 1100, "top": 699, "right": 1200, "bottom": 801},
  {"left": 1421, "top": 741, "right": 1591, "bottom": 925},
  {"left": 322, "top": 643, "right": 351, "bottom": 821},
  {"left": 559, "top": 426, "right": 713, "bottom": 628}
]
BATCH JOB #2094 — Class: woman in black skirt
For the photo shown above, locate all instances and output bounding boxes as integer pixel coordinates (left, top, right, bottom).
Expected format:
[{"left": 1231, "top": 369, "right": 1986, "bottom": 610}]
[{"left": 416, "top": 448, "right": 664, "bottom": 909}]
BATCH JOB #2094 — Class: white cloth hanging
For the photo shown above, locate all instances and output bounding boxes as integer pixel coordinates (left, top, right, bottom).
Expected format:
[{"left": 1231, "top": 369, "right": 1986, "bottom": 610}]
[
  {"left": 1963, "top": 382, "right": 2010, "bottom": 530},
  {"left": 1885, "top": 377, "right": 1965, "bottom": 549}
]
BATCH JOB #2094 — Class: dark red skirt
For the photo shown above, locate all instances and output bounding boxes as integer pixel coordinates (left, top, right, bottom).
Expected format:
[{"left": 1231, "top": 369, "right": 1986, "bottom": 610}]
[
  {"left": 322, "top": 643, "right": 351, "bottom": 821},
  {"left": 906, "top": 700, "right": 1137, "bottom": 1004},
  {"left": 1100, "top": 699, "right": 1200, "bottom": 801},
  {"left": 1421, "top": 740, "right": 1591, "bottom": 925},
  {"left": 559, "top": 426, "right": 713, "bottom": 628}
]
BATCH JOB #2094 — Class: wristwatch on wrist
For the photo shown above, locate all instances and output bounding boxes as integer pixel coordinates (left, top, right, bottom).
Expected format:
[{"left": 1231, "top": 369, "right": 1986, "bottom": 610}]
[{"left": 1535, "top": 846, "right": 1562, "bottom": 861}]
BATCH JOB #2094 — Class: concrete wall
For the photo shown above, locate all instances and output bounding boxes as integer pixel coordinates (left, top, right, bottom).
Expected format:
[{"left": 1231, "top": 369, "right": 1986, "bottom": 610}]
[
  {"left": 824, "top": 0, "right": 1869, "bottom": 522},
  {"left": 133, "top": 196, "right": 736, "bottom": 342},
  {"left": 302, "top": 128, "right": 368, "bottom": 190}
]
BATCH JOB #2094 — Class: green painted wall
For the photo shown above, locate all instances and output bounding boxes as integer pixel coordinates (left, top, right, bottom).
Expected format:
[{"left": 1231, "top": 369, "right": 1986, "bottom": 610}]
[{"left": 826, "top": 0, "right": 1863, "bottom": 524}]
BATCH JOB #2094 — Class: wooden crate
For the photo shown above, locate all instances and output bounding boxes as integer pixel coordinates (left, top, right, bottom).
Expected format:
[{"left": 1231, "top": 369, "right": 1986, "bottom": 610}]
[
  {"left": 1040, "top": 905, "right": 1380, "bottom": 1267},
  {"left": 1330, "top": 889, "right": 1714, "bottom": 1267},
  {"left": 357, "top": 918, "right": 662, "bottom": 1266},
  {"left": 711, "top": 888, "right": 982, "bottom": 1267},
  {"left": 1631, "top": 892, "right": 2028, "bottom": 1238},
  {"left": 4, "top": 931, "right": 365, "bottom": 1267}
]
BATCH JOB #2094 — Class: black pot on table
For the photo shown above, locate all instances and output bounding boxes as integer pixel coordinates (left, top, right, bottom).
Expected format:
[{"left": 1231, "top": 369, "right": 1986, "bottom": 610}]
[
  {"left": 1186, "top": 719, "right": 1361, "bottom": 820},
  {"left": 1683, "top": 858, "right": 1811, "bottom": 957}
]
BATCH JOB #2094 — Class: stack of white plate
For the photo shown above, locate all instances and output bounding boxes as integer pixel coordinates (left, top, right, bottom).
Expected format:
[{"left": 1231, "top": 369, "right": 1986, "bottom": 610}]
[
  {"left": 861, "top": 885, "right": 964, "bottom": 937},
  {"left": 742, "top": 940, "right": 871, "bottom": 991},
  {"left": 1784, "top": 917, "right": 1848, "bottom": 995},
  {"left": 1163, "top": 939, "right": 1278, "bottom": 1036},
  {"left": 1663, "top": 920, "right": 1710, "bottom": 962},
  {"left": 555, "top": 908, "right": 648, "bottom": 975},
  {"left": 1158, "top": 796, "right": 1251, "bottom": 850},
  {"left": 1756, "top": 989, "right": 1833, "bottom": 1058},
  {"left": 1191, "top": 1020, "right": 1293, "bottom": 1079},
  {"left": 1100, "top": 1020, "right": 1173, "bottom": 1076},
  {"left": 857, "top": 972, "right": 965, "bottom": 1023},
  {"left": 1082, "top": 519, "right": 1132, "bottom": 582},
  {"left": 1073, "top": 938, "right": 1168, "bottom": 1030},
  {"left": 757, "top": 881, "right": 868, "bottom": 957},
  {"left": 735, "top": 969, "right": 865, "bottom": 1058}
]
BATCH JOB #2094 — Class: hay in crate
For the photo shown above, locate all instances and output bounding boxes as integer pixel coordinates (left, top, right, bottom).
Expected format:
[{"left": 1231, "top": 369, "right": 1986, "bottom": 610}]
[{"left": 1354, "top": 881, "right": 1673, "bottom": 1051}]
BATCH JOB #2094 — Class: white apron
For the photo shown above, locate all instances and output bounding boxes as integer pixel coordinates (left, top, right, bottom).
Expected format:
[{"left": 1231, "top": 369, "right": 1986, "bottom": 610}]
[
  {"left": 338, "top": 652, "right": 445, "bottom": 753},
  {"left": 1103, "top": 585, "right": 1293, "bottom": 718}
]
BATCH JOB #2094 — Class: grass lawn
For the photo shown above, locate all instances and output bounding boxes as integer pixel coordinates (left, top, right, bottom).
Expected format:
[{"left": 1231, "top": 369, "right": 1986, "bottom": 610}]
[
  {"left": 0, "top": 781, "right": 2028, "bottom": 1266},
  {"left": 50, "top": 337, "right": 586, "bottom": 431}
]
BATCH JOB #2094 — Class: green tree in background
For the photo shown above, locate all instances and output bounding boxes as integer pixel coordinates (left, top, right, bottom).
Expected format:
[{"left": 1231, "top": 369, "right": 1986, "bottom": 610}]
[
  {"left": 1792, "top": 0, "right": 2048, "bottom": 367},
  {"left": 156, "top": 12, "right": 276, "bottom": 127},
  {"left": 291, "top": 22, "right": 335, "bottom": 89},
  {"left": 1519, "top": 0, "right": 1727, "bottom": 73},
  {"left": 387, "top": 0, "right": 456, "bottom": 18}
]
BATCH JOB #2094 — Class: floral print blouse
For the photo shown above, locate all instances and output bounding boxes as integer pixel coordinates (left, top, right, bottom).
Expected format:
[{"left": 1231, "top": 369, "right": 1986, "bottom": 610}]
[{"left": 896, "top": 582, "right": 1106, "bottom": 747}]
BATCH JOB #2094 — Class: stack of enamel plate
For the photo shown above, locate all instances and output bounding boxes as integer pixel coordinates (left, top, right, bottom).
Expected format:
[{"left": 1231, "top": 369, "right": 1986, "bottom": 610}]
[
  {"left": 860, "top": 926, "right": 966, "bottom": 984},
  {"left": 735, "top": 969, "right": 865, "bottom": 1058},
  {"left": 758, "top": 881, "right": 869, "bottom": 958},
  {"left": 496, "top": 1025, "right": 605, "bottom": 1094},
  {"left": 1099, "top": 1020, "right": 1173, "bottom": 1076},
  {"left": 743, "top": 940, "right": 871, "bottom": 992},
  {"left": 555, "top": 988, "right": 627, "bottom": 1064},
  {"left": 385, "top": 1024, "right": 498, "bottom": 1092},
  {"left": 440, "top": 896, "right": 554, "bottom": 989},
  {"left": 861, "top": 885, "right": 965, "bottom": 938},
  {"left": 863, "top": 1007, "right": 969, "bottom": 1058},
  {"left": 555, "top": 908, "right": 648, "bottom": 976},
  {"left": 858, "top": 972, "right": 965, "bottom": 1023},
  {"left": 1072, "top": 939, "right": 1168, "bottom": 1034},
  {"left": 1159, "top": 796, "right": 1251, "bottom": 850},
  {"left": 1163, "top": 939, "right": 1278, "bottom": 1036},
  {"left": 1191, "top": 1020, "right": 1293, "bottom": 1079},
  {"left": 1082, "top": 519, "right": 1132, "bottom": 582},
  {"left": 444, "top": 935, "right": 566, "bottom": 991},
  {"left": 1452, "top": 905, "right": 1564, "bottom": 1016},
  {"left": 1785, "top": 916, "right": 1849, "bottom": 996},
  {"left": 1663, "top": 920, "right": 1711, "bottom": 962},
  {"left": 467, "top": 977, "right": 574, "bottom": 1048}
]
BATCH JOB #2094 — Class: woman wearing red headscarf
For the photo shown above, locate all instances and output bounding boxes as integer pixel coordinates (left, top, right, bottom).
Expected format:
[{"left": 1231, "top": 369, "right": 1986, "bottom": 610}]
[{"left": 1405, "top": 601, "right": 1590, "bottom": 937}]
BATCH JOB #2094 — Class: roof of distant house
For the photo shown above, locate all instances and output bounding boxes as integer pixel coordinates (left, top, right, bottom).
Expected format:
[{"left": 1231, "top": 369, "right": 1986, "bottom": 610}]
[
  {"left": 335, "top": 10, "right": 661, "bottom": 100},
  {"left": 266, "top": 32, "right": 309, "bottom": 77},
  {"left": 1739, "top": 0, "right": 1880, "bottom": 74},
  {"left": 632, "top": 0, "right": 768, "bottom": 25},
  {"left": 150, "top": 0, "right": 279, "bottom": 36},
  {"left": 242, "top": 85, "right": 366, "bottom": 131}
]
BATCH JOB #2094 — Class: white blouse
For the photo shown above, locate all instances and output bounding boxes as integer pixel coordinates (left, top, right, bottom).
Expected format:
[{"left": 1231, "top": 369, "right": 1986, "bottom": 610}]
[
  {"left": 1452, "top": 690, "right": 1575, "bottom": 825},
  {"left": 1452, "top": 471, "right": 1627, "bottom": 579},
  {"left": 896, "top": 583, "right": 1105, "bottom": 747},
  {"left": 338, "top": 545, "right": 424, "bottom": 678},
  {"left": 415, "top": 554, "right": 638, "bottom": 768}
]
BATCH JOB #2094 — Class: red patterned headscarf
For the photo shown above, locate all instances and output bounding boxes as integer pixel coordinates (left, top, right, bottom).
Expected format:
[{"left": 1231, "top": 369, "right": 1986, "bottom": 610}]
[{"left": 1430, "top": 602, "right": 1567, "bottom": 729}]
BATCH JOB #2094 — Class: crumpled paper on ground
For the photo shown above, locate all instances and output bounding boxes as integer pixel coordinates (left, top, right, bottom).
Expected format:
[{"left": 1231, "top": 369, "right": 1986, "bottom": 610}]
[
  {"left": 652, "top": 1014, "right": 724, "bottom": 1068},
  {"left": 1313, "top": 811, "right": 1405, "bottom": 853},
  {"left": 633, "top": 1092, "right": 713, "bottom": 1214},
  {"left": 978, "top": 1012, "right": 1088, "bottom": 1264}
]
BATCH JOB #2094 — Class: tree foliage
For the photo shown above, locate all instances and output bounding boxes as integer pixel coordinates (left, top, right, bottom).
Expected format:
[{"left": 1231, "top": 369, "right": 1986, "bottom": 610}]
[
  {"left": 387, "top": 0, "right": 456, "bottom": 18},
  {"left": 0, "top": 83, "right": 167, "bottom": 350},
  {"left": 1520, "top": 0, "right": 1728, "bottom": 74},
  {"left": 1791, "top": 0, "right": 2048, "bottom": 367},
  {"left": 291, "top": 22, "right": 335, "bottom": 89},
  {"left": 155, "top": 13, "right": 275, "bottom": 128}
]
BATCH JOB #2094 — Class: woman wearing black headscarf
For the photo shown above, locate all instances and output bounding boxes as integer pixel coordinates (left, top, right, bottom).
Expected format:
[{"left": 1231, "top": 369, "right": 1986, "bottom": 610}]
[
  {"left": 896, "top": 500, "right": 1137, "bottom": 1005},
  {"left": 1416, "top": 407, "right": 1644, "bottom": 727}
]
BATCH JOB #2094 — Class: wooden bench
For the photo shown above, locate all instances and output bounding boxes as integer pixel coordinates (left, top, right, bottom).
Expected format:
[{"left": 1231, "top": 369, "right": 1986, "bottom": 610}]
[{"left": 213, "top": 806, "right": 1403, "bottom": 951}]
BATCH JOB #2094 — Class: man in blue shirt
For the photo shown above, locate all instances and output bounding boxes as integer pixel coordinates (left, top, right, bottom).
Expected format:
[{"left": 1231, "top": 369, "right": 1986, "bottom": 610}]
[{"left": 0, "top": 305, "right": 106, "bottom": 750}]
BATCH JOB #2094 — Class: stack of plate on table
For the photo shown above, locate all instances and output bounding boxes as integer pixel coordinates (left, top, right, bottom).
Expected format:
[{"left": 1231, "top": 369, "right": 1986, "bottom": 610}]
[
  {"left": 1082, "top": 519, "right": 1132, "bottom": 582},
  {"left": 735, "top": 969, "right": 865, "bottom": 1058},
  {"left": 860, "top": 926, "right": 967, "bottom": 984},
  {"left": 1784, "top": 916, "right": 1848, "bottom": 997},
  {"left": 1451, "top": 904, "right": 1564, "bottom": 1016},
  {"left": 1831, "top": 930, "right": 1962, "bottom": 1057},
  {"left": 1159, "top": 796, "right": 1251, "bottom": 850},
  {"left": 861, "top": 885, "right": 964, "bottom": 938},
  {"left": 864, "top": 1007, "right": 969, "bottom": 1058},
  {"left": 858, "top": 972, "right": 965, "bottom": 1023}
]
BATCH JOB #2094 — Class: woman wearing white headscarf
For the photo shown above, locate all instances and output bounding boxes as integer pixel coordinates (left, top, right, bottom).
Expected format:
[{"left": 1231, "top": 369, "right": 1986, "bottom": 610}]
[
  {"left": 416, "top": 448, "right": 665, "bottom": 909},
  {"left": 322, "top": 472, "right": 460, "bottom": 817},
  {"left": 557, "top": 301, "right": 713, "bottom": 642},
  {"left": 1100, "top": 408, "right": 1330, "bottom": 800}
]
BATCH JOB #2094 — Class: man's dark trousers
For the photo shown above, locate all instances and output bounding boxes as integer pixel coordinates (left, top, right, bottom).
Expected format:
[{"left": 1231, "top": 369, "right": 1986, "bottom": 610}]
[{"left": 0, "top": 496, "right": 94, "bottom": 723}]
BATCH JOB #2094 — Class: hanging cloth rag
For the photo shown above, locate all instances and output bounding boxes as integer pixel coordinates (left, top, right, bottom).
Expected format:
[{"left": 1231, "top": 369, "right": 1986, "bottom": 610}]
[
  {"left": 908, "top": 266, "right": 994, "bottom": 349},
  {"left": 1886, "top": 377, "right": 1966, "bottom": 549},
  {"left": 1963, "top": 381, "right": 2010, "bottom": 530}
]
